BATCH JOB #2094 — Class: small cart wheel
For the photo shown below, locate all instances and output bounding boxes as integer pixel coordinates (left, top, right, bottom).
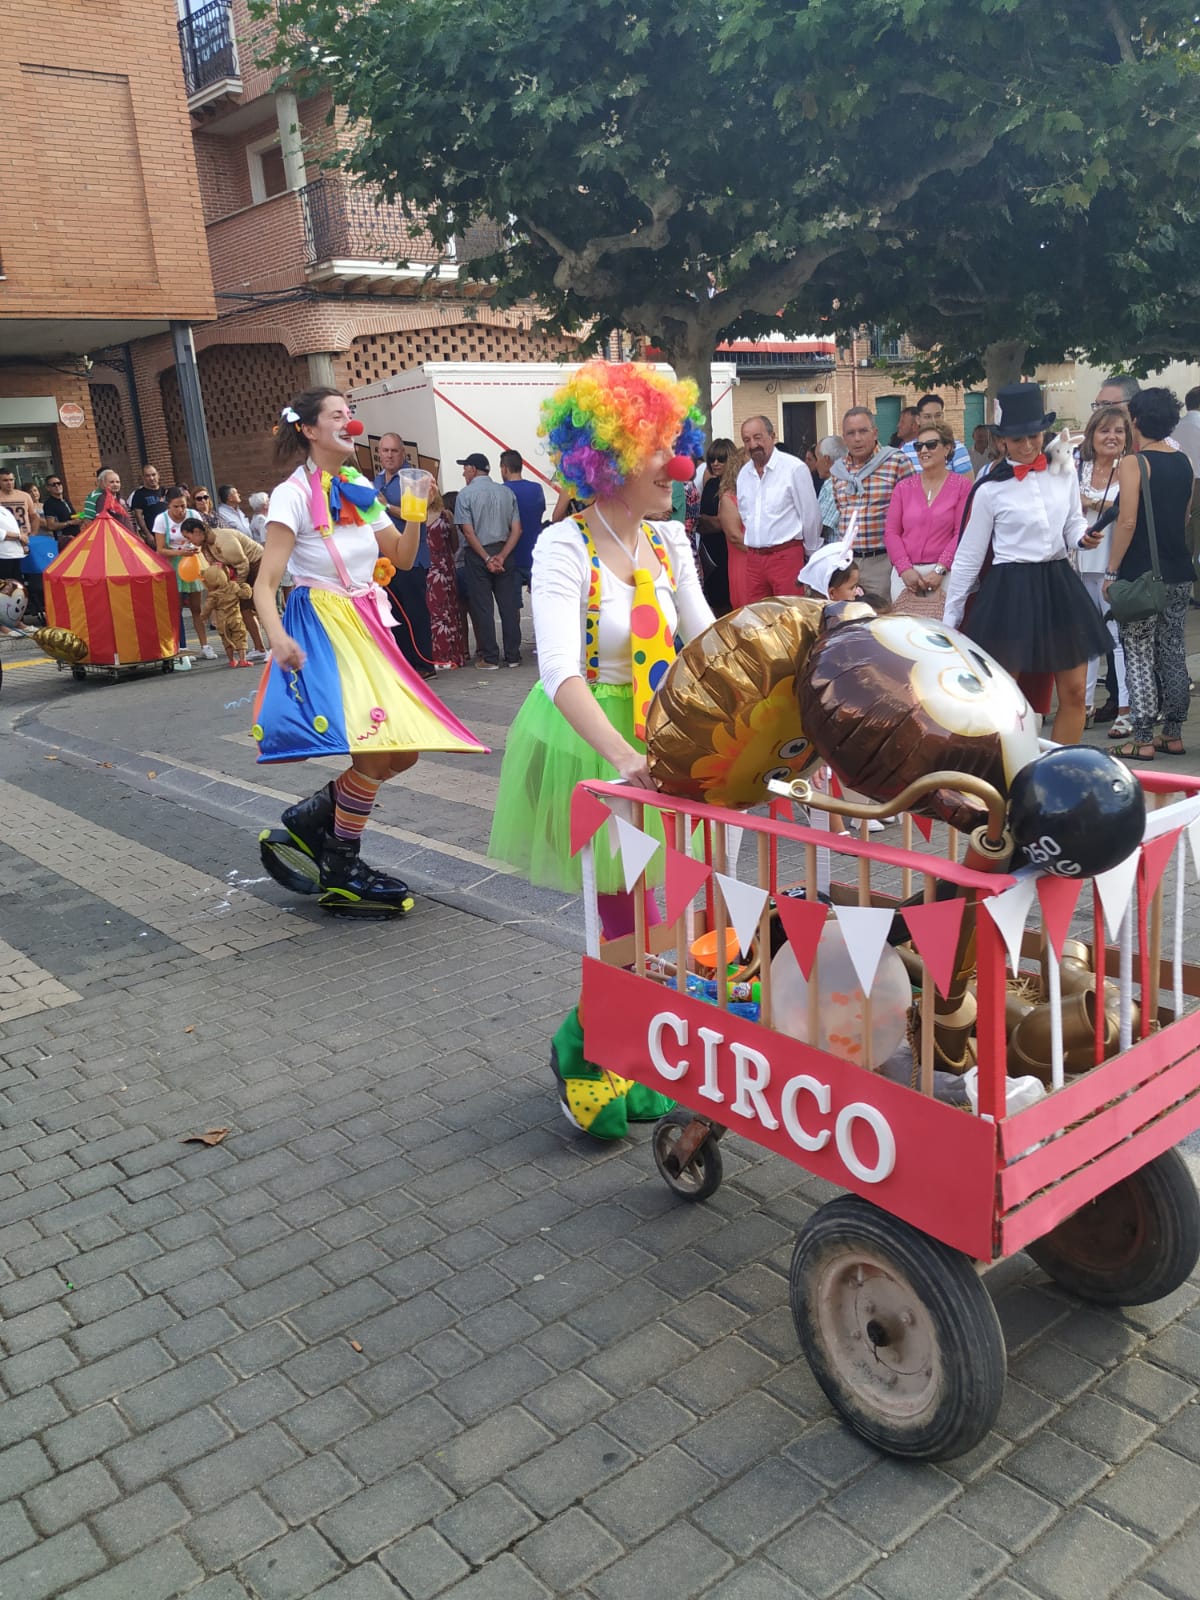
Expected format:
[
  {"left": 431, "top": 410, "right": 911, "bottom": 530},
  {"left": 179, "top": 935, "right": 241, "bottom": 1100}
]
[
  {"left": 652, "top": 1110, "right": 723, "bottom": 1203},
  {"left": 161, "top": 658, "right": 174, "bottom": 673},
  {"left": 71, "top": 665, "right": 86, "bottom": 682},
  {"left": 790, "top": 1195, "right": 1006, "bottom": 1461},
  {"left": 1027, "top": 1147, "right": 1200, "bottom": 1306}
]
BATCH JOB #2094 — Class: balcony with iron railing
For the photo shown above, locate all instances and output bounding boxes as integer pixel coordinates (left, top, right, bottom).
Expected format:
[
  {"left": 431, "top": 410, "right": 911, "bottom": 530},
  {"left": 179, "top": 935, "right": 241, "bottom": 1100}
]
[
  {"left": 178, "top": 0, "right": 241, "bottom": 110},
  {"left": 300, "top": 175, "right": 504, "bottom": 294}
]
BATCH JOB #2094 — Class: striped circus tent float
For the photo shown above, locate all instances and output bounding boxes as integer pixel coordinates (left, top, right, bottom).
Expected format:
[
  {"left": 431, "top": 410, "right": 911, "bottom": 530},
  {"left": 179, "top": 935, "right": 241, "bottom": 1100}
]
[{"left": 44, "top": 508, "right": 179, "bottom": 665}]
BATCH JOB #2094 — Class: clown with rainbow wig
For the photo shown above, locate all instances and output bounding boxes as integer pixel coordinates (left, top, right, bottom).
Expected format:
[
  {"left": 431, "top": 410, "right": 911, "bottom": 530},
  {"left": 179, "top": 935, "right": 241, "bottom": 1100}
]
[{"left": 489, "top": 361, "right": 714, "bottom": 1138}]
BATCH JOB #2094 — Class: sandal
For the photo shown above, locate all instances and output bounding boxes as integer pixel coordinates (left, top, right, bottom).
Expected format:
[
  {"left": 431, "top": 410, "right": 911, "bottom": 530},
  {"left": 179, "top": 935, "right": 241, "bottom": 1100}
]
[
  {"left": 1154, "top": 737, "right": 1186, "bottom": 755},
  {"left": 1107, "top": 714, "right": 1133, "bottom": 739},
  {"left": 1110, "top": 740, "right": 1155, "bottom": 761}
]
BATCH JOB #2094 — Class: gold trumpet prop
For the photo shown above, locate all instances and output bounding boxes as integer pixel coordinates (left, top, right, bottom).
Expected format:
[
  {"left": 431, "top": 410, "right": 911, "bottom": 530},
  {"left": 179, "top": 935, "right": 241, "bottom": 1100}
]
[{"left": 771, "top": 772, "right": 1013, "bottom": 1075}]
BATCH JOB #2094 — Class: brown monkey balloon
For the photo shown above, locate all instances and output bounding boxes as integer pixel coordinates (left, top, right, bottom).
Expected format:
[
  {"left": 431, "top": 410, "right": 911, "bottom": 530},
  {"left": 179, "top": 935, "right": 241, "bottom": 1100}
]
[{"left": 798, "top": 607, "right": 1041, "bottom": 829}]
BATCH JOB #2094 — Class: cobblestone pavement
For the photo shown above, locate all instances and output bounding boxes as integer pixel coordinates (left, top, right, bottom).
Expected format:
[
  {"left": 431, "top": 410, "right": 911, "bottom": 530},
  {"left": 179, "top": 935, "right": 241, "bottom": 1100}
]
[{"left": 2, "top": 626, "right": 1200, "bottom": 1599}]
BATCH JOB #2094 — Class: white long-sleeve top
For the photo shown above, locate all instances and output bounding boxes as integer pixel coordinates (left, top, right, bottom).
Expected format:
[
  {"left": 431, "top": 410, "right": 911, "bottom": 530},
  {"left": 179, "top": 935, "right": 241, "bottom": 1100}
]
[
  {"left": 532, "top": 517, "right": 714, "bottom": 704},
  {"left": 942, "top": 469, "right": 1088, "bottom": 632}
]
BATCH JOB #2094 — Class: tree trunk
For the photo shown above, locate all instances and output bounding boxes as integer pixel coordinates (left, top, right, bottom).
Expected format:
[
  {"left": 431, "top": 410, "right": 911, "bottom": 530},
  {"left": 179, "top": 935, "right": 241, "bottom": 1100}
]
[
  {"left": 654, "top": 318, "right": 719, "bottom": 441},
  {"left": 982, "top": 340, "right": 1027, "bottom": 411}
]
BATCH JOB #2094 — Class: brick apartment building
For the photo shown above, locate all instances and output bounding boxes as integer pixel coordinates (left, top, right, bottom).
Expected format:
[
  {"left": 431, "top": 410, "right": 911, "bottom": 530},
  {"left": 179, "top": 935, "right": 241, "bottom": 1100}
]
[
  {"left": 719, "top": 333, "right": 987, "bottom": 456},
  {"left": 0, "top": 0, "right": 216, "bottom": 503},
  {"left": 80, "top": 0, "right": 582, "bottom": 499}
]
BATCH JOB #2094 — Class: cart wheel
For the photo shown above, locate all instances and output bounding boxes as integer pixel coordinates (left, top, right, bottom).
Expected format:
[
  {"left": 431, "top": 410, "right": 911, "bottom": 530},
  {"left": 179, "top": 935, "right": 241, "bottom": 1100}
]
[
  {"left": 161, "top": 658, "right": 174, "bottom": 673},
  {"left": 790, "top": 1195, "right": 1006, "bottom": 1460},
  {"left": 107, "top": 670, "right": 120, "bottom": 684},
  {"left": 1027, "top": 1147, "right": 1200, "bottom": 1306},
  {"left": 71, "top": 665, "right": 86, "bottom": 682},
  {"left": 652, "top": 1110, "right": 723, "bottom": 1203}
]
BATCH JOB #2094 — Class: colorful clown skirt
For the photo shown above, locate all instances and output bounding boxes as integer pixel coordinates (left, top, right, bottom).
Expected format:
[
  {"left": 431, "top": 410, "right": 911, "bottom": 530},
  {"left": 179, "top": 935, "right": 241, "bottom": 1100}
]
[
  {"left": 253, "top": 586, "right": 485, "bottom": 763},
  {"left": 489, "top": 680, "right": 675, "bottom": 895}
]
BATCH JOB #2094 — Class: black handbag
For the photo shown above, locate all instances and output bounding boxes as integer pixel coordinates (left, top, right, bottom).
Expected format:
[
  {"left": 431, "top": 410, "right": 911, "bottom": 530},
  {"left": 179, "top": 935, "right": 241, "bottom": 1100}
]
[{"left": 1106, "top": 456, "right": 1170, "bottom": 624}]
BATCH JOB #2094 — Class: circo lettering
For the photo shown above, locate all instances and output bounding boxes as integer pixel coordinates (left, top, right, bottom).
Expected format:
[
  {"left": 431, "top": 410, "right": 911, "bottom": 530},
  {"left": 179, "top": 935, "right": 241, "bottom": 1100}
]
[
  {"left": 647, "top": 1011, "right": 688, "bottom": 1081},
  {"left": 835, "top": 1103, "right": 897, "bottom": 1183}
]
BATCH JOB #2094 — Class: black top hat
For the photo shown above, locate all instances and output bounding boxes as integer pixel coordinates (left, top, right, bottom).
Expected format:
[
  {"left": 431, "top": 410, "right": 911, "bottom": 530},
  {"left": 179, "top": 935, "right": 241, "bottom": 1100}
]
[{"left": 993, "top": 383, "right": 1056, "bottom": 437}]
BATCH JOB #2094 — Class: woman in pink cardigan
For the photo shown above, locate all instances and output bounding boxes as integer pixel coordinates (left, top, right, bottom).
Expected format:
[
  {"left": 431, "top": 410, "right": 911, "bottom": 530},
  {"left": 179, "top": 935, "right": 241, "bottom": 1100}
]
[{"left": 884, "top": 418, "right": 973, "bottom": 618}]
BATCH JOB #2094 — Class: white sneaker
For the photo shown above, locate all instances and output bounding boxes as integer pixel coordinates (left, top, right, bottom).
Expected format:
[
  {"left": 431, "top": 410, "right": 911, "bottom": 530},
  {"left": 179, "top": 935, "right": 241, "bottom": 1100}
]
[
  {"left": 199, "top": 645, "right": 218, "bottom": 660},
  {"left": 868, "top": 819, "right": 886, "bottom": 833},
  {"left": 247, "top": 649, "right": 267, "bottom": 662}
]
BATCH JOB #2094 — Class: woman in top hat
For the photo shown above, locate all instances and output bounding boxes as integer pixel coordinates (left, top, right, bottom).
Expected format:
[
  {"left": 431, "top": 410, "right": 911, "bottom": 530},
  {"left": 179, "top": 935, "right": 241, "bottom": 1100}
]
[{"left": 942, "top": 382, "right": 1110, "bottom": 744}]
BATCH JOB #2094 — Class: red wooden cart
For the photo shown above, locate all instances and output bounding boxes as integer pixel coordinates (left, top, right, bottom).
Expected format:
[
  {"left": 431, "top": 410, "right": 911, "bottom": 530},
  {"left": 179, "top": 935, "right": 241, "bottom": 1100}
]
[{"left": 575, "top": 769, "right": 1200, "bottom": 1460}]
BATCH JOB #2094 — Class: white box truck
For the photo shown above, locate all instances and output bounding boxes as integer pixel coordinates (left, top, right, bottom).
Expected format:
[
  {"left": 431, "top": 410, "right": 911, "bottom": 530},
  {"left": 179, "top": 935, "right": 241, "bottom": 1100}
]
[{"left": 347, "top": 361, "right": 739, "bottom": 493}]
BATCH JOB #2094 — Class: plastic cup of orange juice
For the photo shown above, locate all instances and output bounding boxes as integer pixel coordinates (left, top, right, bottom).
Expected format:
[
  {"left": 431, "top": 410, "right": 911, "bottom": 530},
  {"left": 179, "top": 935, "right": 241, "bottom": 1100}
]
[{"left": 398, "top": 468, "right": 432, "bottom": 522}]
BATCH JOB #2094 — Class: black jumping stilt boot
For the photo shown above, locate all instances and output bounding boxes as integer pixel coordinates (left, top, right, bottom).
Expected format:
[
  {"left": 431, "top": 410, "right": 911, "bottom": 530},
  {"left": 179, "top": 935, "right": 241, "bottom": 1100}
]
[
  {"left": 258, "top": 782, "right": 335, "bottom": 895},
  {"left": 282, "top": 781, "right": 335, "bottom": 861},
  {"left": 317, "top": 834, "right": 415, "bottom": 917}
]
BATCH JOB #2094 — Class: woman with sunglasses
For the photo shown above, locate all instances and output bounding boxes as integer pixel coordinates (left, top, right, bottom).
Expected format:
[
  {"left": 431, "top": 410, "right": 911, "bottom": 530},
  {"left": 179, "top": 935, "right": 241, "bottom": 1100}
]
[
  {"left": 943, "top": 384, "right": 1109, "bottom": 744},
  {"left": 189, "top": 487, "right": 219, "bottom": 529},
  {"left": 696, "top": 437, "right": 734, "bottom": 613},
  {"left": 884, "top": 419, "right": 972, "bottom": 618}
]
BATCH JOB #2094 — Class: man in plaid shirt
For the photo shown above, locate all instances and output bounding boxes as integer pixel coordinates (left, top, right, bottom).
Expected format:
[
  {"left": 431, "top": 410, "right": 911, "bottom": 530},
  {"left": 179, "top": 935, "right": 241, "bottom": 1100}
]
[{"left": 829, "top": 407, "right": 914, "bottom": 603}]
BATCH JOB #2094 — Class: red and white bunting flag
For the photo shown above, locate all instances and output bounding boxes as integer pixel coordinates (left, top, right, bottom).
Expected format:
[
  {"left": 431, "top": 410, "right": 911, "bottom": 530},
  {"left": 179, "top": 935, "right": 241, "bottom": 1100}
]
[{"left": 902, "top": 896, "right": 966, "bottom": 1000}]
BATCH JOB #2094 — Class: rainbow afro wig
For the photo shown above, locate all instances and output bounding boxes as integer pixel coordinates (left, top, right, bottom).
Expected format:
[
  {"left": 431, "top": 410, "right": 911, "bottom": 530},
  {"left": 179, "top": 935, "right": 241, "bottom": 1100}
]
[{"left": 540, "top": 361, "right": 706, "bottom": 501}]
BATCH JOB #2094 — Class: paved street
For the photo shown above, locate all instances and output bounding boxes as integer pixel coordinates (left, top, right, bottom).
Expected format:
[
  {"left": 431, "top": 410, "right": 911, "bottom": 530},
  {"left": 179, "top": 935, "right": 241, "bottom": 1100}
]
[{"left": 3, "top": 623, "right": 1200, "bottom": 1600}]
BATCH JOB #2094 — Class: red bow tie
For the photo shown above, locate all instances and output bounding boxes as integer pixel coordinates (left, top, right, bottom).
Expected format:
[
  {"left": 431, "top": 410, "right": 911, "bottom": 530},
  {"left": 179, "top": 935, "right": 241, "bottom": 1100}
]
[{"left": 1012, "top": 455, "right": 1048, "bottom": 480}]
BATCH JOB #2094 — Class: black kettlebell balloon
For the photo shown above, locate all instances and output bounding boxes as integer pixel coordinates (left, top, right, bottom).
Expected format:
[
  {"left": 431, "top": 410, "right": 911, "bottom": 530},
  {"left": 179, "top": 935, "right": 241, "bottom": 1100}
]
[{"left": 1008, "top": 746, "right": 1145, "bottom": 878}]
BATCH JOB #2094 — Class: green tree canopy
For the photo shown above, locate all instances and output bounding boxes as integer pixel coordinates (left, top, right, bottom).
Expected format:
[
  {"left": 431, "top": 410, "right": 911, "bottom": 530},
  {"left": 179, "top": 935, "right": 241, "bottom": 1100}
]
[{"left": 261, "top": 0, "right": 1200, "bottom": 404}]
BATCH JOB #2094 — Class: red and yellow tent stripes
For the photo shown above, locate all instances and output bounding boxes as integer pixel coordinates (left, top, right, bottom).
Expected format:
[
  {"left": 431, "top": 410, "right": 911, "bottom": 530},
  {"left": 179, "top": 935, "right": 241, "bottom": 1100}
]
[{"left": 44, "top": 511, "right": 179, "bottom": 665}]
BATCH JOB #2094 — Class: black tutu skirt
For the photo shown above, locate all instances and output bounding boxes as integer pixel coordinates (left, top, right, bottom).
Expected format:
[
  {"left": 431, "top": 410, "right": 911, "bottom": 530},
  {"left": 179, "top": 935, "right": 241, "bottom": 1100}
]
[{"left": 963, "top": 559, "right": 1111, "bottom": 676}]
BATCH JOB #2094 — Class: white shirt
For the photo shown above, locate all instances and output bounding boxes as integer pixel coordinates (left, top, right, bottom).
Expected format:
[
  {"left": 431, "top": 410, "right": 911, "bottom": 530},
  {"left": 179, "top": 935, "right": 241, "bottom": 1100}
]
[
  {"left": 152, "top": 510, "right": 191, "bottom": 551},
  {"left": 1075, "top": 458, "right": 1122, "bottom": 574},
  {"left": 735, "top": 449, "right": 821, "bottom": 554},
  {"left": 267, "top": 464, "right": 390, "bottom": 590},
  {"left": 532, "top": 518, "right": 714, "bottom": 704},
  {"left": 249, "top": 513, "right": 268, "bottom": 545},
  {"left": 1173, "top": 410, "right": 1200, "bottom": 478},
  {"left": 943, "top": 468, "right": 1088, "bottom": 632},
  {"left": 0, "top": 504, "right": 24, "bottom": 563}
]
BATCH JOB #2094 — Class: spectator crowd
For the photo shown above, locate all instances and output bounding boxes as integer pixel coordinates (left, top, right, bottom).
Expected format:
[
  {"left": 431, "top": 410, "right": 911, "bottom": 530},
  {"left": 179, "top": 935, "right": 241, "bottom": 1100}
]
[{"left": 3, "top": 376, "right": 1197, "bottom": 756}]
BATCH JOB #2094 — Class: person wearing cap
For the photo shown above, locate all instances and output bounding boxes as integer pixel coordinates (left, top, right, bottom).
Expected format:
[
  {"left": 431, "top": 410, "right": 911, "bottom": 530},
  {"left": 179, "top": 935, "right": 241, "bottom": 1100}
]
[
  {"left": 453, "top": 452, "right": 523, "bottom": 669},
  {"left": 942, "top": 382, "right": 1110, "bottom": 744}
]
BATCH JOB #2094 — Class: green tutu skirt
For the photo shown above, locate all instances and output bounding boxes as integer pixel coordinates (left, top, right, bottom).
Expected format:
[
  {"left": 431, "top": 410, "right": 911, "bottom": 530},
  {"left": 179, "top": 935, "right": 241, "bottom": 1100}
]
[{"left": 489, "top": 681, "right": 674, "bottom": 895}]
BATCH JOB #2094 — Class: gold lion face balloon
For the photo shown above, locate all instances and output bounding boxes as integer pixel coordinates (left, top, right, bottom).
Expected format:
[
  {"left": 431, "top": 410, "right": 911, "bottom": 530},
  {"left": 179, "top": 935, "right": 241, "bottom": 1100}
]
[
  {"left": 33, "top": 627, "right": 88, "bottom": 665},
  {"left": 799, "top": 611, "right": 1041, "bottom": 829},
  {"left": 646, "top": 598, "right": 826, "bottom": 808}
]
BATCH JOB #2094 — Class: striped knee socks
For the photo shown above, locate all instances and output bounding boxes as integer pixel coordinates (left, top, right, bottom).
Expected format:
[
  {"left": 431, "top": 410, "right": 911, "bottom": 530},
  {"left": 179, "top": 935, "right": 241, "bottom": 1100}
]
[{"left": 332, "top": 770, "right": 382, "bottom": 841}]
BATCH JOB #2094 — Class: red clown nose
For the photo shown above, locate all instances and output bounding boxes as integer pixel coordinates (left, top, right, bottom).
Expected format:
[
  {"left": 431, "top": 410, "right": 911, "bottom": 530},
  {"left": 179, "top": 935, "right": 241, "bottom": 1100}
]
[
  {"left": 344, "top": 418, "right": 365, "bottom": 438},
  {"left": 665, "top": 454, "right": 695, "bottom": 482}
]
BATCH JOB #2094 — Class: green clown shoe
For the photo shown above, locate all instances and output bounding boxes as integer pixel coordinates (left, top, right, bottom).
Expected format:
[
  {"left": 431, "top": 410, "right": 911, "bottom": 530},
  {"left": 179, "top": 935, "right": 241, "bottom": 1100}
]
[{"left": 549, "top": 1008, "right": 673, "bottom": 1139}]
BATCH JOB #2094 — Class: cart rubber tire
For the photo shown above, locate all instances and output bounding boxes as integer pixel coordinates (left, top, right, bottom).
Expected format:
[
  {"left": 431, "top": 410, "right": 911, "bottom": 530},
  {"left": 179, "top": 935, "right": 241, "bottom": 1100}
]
[
  {"left": 652, "top": 1110, "right": 723, "bottom": 1203},
  {"left": 790, "top": 1195, "right": 1006, "bottom": 1461},
  {"left": 71, "top": 665, "right": 87, "bottom": 681},
  {"left": 1026, "top": 1146, "right": 1200, "bottom": 1306},
  {"left": 161, "top": 658, "right": 174, "bottom": 673}
]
